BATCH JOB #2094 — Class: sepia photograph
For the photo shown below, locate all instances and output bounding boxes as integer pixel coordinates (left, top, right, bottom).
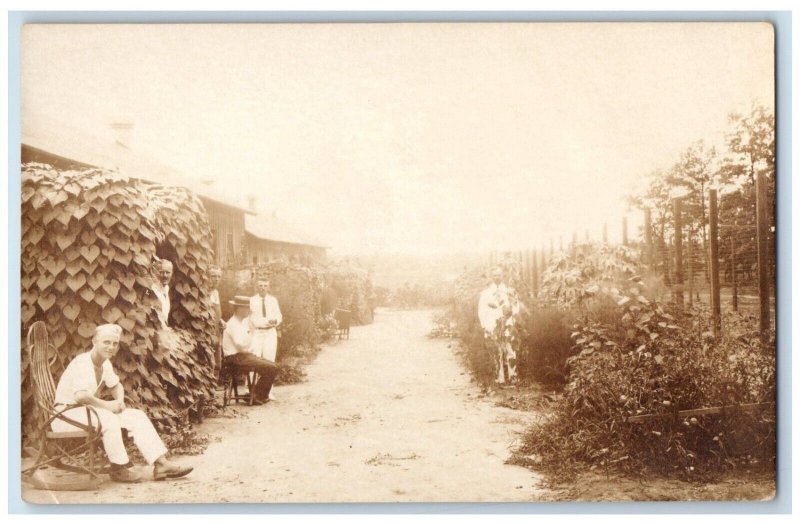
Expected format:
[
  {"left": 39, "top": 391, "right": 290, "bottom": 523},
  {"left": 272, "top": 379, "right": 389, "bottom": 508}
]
[{"left": 17, "top": 21, "right": 777, "bottom": 504}]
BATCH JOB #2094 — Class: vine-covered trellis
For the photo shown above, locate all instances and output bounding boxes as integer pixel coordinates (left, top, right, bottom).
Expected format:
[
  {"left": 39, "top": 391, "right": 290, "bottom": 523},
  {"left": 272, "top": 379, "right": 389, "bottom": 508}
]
[{"left": 21, "top": 164, "right": 217, "bottom": 437}]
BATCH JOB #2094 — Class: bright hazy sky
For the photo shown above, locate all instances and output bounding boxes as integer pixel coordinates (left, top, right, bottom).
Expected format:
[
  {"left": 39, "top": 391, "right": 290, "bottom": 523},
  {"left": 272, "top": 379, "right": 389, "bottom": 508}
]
[{"left": 21, "top": 23, "right": 774, "bottom": 256}]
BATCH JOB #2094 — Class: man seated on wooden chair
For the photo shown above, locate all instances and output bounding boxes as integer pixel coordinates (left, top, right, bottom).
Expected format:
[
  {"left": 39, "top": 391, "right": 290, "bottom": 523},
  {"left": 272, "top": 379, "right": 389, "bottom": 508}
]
[
  {"left": 52, "top": 323, "right": 193, "bottom": 483},
  {"left": 222, "top": 296, "right": 279, "bottom": 405}
]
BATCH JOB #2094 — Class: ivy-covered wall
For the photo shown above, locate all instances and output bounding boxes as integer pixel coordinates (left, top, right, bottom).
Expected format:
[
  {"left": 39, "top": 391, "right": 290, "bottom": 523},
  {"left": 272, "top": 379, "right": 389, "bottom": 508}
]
[{"left": 21, "top": 164, "right": 217, "bottom": 438}]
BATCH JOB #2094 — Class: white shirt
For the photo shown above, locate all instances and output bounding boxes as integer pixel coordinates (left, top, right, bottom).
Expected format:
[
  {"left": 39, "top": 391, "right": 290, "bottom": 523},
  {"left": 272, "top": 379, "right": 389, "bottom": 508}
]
[
  {"left": 478, "top": 283, "right": 512, "bottom": 333},
  {"left": 209, "top": 289, "right": 220, "bottom": 308},
  {"left": 249, "top": 294, "right": 282, "bottom": 330},
  {"left": 151, "top": 284, "right": 171, "bottom": 326},
  {"left": 222, "top": 315, "right": 253, "bottom": 357},
  {"left": 54, "top": 351, "right": 120, "bottom": 406}
]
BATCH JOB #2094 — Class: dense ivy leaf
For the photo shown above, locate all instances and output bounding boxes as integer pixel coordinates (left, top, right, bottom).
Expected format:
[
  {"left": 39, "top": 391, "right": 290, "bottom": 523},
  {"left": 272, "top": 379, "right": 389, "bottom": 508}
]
[
  {"left": 62, "top": 303, "right": 81, "bottom": 321},
  {"left": 36, "top": 292, "right": 56, "bottom": 312},
  {"left": 102, "top": 305, "right": 124, "bottom": 323},
  {"left": 102, "top": 279, "right": 121, "bottom": 299},
  {"left": 65, "top": 272, "right": 87, "bottom": 292},
  {"left": 21, "top": 304, "right": 36, "bottom": 323},
  {"left": 36, "top": 273, "right": 55, "bottom": 291},
  {"left": 20, "top": 274, "right": 34, "bottom": 290},
  {"left": 80, "top": 229, "right": 97, "bottom": 245},
  {"left": 27, "top": 225, "right": 45, "bottom": 245},
  {"left": 118, "top": 286, "right": 137, "bottom": 304},
  {"left": 78, "top": 286, "right": 95, "bottom": 302},
  {"left": 86, "top": 272, "right": 104, "bottom": 291},
  {"left": 42, "top": 256, "right": 67, "bottom": 277},
  {"left": 94, "top": 290, "right": 111, "bottom": 308},
  {"left": 80, "top": 245, "right": 101, "bottom": 264}
]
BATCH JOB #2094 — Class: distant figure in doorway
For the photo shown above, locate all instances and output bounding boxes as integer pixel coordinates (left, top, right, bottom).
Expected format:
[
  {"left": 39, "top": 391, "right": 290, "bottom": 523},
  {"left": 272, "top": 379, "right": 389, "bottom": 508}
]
[
  {"left": 249, "top": 279, "right": 282, "bottom": 363},
  {"left": 478, "top": 266, "right": 522, "bottom": 385},
  {"left": 223, "top": 296, "right": 279, "bottom": 405}
]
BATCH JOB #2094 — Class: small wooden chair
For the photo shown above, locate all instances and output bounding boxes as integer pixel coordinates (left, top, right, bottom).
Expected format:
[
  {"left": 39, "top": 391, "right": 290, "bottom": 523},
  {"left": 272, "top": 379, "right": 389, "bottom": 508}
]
[
  {"left": 334, "top": 308, "right": 352, "bottom": 340},
  {"left": 220, "top": 361, "right": 258, "bottom": 407},
  {"left": 21, "top": 321, "right": 104, "bottom": 491}
]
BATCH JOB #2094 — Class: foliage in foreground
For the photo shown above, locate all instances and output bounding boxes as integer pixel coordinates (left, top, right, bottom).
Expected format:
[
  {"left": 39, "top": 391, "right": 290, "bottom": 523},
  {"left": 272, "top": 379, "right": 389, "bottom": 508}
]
[{"left": 512, "top": 284, "right": 775, "bottom": 483}]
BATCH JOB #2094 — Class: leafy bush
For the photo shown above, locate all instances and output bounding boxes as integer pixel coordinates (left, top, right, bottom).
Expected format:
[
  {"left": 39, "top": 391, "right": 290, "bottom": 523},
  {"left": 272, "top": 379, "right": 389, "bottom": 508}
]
[
  {"left": 516, "top": 306, "right": 573, "bottom": 386},
  {"left": 326, "top": 262, "right": 374, "bottom": 325},
  {"left": 514, "top": 284, "right": 775, "bottom": 483},
  {"left": 427, "top": 311, "right": 458, "bottom": 339},
  {"left": 219, "top": 261, "right": 327, "bottom": 361},
  {"left": 539, "top": 243, "right": 642, "bottom": 309},
  {"left": 442, "top": 247, "right": 632, "bottom": 388}
]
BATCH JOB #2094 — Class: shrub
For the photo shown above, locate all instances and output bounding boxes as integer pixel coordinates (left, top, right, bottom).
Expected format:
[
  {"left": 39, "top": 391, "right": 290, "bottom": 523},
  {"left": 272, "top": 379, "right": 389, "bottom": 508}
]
[
  {"left": 539, "top": 242, "right": 642, "bottom": 310},
  {"left": 516, "top": 306, "right": 573, "bottom": 386},
  {"left": 326, "top": 262, "right": 374, "bottom": 325},
  {"left": 514, "top": 284, "right": 775, "bottom": 483}
]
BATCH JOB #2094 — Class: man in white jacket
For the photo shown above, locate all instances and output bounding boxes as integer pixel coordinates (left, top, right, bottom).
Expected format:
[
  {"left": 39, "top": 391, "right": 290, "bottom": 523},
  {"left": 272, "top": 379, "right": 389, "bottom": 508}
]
[
  {"left": 249, "top": 279, "right": 282, "bottom": 362},
  {"left": 477, "top": 266, "right": 521, "bottom": 384}
]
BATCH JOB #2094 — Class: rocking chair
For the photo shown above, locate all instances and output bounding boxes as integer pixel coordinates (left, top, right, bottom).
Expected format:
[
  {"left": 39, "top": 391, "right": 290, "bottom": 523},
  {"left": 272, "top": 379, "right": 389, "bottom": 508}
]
[{"left": 21, "top": 321, "right": 105, "bottom": 491}]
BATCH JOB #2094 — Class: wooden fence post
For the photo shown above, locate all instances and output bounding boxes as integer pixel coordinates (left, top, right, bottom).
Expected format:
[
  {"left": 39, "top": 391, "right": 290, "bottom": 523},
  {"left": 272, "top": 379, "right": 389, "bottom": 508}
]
[
  {"left": 687, "top": 229, "right": 694, "bottom": 307},
  {"left": 755, "top": 172, "right": 770, "bottom": 338},
  {"left": 731, "top": 225, "right": 738, "bottom": 312},
  {"left": 673, "top": 198, "right": 684, "bottom": 310},
  {"left": 622, "top": 217, "right": 629, "bottom": 246},
  {"left": 644, "top": 208, "right": 654, "bottom": 268},
  {"left": 540, "top": 246, "right": 546, "bottom": 279},
  {"left": 708, "top": 190, "right": 721, "bottom": 337}
]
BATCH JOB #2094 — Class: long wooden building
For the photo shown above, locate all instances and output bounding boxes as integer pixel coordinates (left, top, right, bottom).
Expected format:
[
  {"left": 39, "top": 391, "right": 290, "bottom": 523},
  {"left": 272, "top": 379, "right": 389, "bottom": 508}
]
[{"left": 21, "top": 113, "right": 326, "bottom": 268}]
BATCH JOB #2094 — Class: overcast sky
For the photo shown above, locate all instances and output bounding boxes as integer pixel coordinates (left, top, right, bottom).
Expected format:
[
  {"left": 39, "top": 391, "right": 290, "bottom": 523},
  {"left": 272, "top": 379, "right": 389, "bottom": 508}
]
[{"left": 21, "top": 23, "right": 774, "bottom": 256}]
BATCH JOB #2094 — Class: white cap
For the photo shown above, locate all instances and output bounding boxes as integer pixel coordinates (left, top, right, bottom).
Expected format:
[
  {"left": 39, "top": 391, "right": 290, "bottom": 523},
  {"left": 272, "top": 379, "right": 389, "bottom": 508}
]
[{"left": 95, "top": 323, "right": 122, "bottom": 339}]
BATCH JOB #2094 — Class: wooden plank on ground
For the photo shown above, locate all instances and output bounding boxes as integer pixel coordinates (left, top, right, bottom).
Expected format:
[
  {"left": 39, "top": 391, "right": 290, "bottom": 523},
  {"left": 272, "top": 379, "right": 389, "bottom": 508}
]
[{"left": 626, "top": 402, "right": 774, "bottom": 423}]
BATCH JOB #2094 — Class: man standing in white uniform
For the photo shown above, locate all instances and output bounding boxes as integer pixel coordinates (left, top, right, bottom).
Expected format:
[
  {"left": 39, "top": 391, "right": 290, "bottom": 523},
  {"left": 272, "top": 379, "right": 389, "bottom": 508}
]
[
  {"left": 52, "top": 323, "right": 192, "bottom": 482},
  {"left": 478, "top": 266, "right": 521, "bottom": 384},
  {"left": 249, "top": 279, "right": 282, "bottom": 362}
]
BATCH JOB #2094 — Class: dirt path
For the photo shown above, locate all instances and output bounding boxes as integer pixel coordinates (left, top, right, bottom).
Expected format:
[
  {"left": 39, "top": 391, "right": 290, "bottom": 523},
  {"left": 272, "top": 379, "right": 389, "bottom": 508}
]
[{"left": 23, "top": 309, "right": 542, "bottom": 504}]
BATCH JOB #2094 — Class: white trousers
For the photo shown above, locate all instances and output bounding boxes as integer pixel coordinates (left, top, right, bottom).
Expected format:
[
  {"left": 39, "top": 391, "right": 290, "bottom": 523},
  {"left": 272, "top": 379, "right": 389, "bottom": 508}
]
[
  {"left": 250, "top": 329, "right": 278, "bottom": 362},
  {"left": 51, "top": 406, "right": 168, "bottom": 466}
]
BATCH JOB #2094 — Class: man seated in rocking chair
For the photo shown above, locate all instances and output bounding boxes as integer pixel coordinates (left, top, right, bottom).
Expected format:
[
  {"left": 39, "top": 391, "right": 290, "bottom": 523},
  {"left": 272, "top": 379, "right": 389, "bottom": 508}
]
[{"left": 52, "top": 323, "right": 193, "bottom": 483}]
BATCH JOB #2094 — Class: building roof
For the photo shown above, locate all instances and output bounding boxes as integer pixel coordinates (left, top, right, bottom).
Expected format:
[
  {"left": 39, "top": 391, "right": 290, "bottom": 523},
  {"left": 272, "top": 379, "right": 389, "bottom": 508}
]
[
  {"left": 245, "top": 213, "right": 329, "bottom": 249},
  {"left": 21, "top": 111, "right": 253, "bottom": 214}
]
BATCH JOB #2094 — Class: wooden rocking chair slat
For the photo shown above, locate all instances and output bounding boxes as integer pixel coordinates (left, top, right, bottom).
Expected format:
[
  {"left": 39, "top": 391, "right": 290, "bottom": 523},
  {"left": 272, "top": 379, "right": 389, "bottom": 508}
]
[{"left": 22, "top": 321, "right": 105, "bottom": 491}]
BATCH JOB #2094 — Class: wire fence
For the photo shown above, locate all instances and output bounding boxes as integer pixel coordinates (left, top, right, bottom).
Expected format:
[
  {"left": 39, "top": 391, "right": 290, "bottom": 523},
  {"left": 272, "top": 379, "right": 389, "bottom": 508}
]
[{"left": 485, "top": 186, "right": 776, "bottom": 339}]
